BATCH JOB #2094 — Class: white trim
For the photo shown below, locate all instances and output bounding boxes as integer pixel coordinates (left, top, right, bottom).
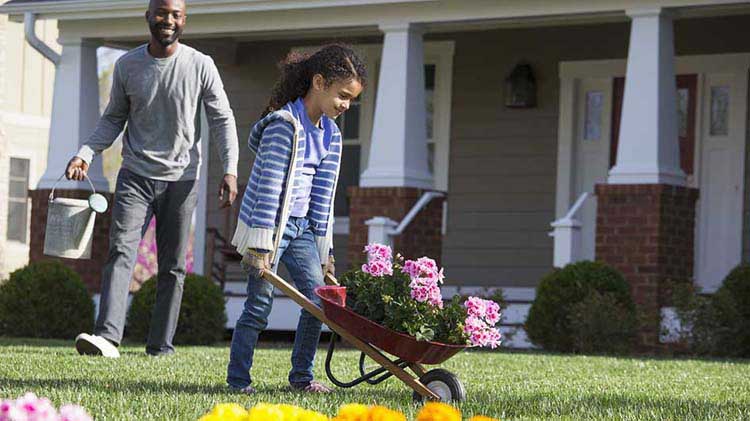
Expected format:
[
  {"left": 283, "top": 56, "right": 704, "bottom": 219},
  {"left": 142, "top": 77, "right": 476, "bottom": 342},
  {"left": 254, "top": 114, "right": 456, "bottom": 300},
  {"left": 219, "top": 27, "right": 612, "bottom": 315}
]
[
  {"left": 0, "top": 0, "right": 437, "bottom": 18},
  {"left": 0, "top": 111, "right": 51, "bottom": 130},
  {"left": 5, "top": 0, "right": 750, "bottom": 24}
]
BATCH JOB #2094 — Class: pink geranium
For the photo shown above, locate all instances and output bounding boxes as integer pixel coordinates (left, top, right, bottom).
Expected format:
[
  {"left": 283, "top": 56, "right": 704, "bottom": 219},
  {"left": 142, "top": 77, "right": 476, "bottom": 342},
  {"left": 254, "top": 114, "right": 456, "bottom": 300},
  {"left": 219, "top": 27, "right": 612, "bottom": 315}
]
[
  {"left": 463, "top": 297, "right": 503, "bottom": 348},
  {"left": 361, "top": 243, "right": 394, "bottom": 277},
  {"left": 0, "top": 393, "right": 92, "bottom": 421},
  {"left": 403, "top": 256, "right": 446, "bottom": 308}
]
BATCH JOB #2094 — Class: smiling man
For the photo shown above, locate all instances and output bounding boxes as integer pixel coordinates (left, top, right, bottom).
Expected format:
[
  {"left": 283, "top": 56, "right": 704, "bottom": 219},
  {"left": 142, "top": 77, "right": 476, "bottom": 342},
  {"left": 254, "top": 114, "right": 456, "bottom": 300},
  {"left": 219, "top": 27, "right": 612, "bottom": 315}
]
[{"left": 66, "top": 0, "right": 239, "bottom": 358}]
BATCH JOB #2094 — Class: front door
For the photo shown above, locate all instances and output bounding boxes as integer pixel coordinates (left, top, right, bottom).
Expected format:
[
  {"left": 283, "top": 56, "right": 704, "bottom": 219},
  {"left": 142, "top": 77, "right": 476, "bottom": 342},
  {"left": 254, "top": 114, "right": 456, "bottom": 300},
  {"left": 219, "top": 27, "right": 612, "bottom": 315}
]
[{"left": 694, "top": 73, "right": 747, "bottom": 292}]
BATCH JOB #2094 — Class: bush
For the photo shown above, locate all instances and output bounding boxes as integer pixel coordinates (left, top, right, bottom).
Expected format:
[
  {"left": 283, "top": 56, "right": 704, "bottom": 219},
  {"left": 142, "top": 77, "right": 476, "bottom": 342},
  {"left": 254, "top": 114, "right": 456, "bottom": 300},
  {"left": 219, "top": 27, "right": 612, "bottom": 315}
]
[
  {"left": 525, "top": 261, "right": 637, "bottom": 353},
  {"left": 0, "top": 261, "right": 94, "bottom": 338},
  {"left": 126, "top": 273, "right": 226, "bottom": 345},
  {"left": 673, "top": 265, "right": 750, "bottom": 357}
]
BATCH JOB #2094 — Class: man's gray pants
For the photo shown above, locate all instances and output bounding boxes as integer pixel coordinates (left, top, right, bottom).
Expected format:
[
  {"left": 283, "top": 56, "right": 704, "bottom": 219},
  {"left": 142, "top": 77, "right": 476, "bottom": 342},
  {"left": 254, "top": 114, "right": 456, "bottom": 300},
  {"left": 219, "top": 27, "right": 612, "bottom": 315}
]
[{"left": 94, "top": 168, "right": 199, "bottom": 355}]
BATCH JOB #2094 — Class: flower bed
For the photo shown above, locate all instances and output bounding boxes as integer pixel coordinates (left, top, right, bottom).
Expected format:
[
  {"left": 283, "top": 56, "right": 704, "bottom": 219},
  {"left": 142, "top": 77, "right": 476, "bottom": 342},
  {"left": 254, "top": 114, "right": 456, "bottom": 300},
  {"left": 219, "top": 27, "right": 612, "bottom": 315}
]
[
  {"left": 0, "top": 393, "right": 92, "bottom": 421},
  {"left": 340, "top": 244, "right": 502, "bottom": 347},
  {"left": 199, "top": 402, "right": 498, "bottom": 421}
]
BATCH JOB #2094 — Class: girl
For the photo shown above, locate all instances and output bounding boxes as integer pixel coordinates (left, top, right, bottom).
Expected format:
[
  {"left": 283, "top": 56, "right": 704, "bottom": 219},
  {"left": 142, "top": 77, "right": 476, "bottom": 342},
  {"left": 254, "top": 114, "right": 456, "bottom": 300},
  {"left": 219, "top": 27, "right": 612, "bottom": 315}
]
[{"left": 227, "top": 44, "right": 366, "bottom": 394}]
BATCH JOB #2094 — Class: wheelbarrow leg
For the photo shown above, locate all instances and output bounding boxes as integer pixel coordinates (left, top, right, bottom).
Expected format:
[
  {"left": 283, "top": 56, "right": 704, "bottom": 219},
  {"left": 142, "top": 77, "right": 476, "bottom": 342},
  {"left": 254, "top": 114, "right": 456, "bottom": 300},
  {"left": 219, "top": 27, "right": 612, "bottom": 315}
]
[
  {"left": 409, "top": 363, "right": 427, "bottom": 377},
  {"left": 262, "top": 270, "right": 440, "bottom": 401}
]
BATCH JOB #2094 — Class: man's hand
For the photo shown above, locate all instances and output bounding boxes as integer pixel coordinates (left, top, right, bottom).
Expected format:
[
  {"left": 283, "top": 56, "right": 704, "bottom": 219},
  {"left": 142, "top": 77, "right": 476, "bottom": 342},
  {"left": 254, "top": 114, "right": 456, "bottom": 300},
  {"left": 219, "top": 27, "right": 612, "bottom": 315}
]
[
  {"left": 219, "top": 174, "right": 238, "bottom": 209},
  {"left": 65, "top": 157, "right": 89, "bottom": 181},
  {"left": 322, "top": 254, "right": 335, "bottom": 277}
]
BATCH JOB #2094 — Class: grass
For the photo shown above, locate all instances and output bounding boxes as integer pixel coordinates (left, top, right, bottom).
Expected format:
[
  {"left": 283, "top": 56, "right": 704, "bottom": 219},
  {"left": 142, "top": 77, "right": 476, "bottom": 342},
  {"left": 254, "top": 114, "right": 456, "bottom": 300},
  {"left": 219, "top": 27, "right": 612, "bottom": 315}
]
[{"left": 1, "top": 337, "right": 750, "bottom": 420}]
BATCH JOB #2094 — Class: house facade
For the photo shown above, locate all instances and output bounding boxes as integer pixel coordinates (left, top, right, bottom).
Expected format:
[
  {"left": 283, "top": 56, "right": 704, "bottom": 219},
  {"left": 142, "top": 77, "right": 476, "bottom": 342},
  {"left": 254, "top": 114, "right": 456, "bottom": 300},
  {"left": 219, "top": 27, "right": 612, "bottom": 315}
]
[
  {"left": 2, "top": 0, "right": 750, "bottom": 348},
  {"left": 0, "top": 2, "right": 56, "bottom": 279}
]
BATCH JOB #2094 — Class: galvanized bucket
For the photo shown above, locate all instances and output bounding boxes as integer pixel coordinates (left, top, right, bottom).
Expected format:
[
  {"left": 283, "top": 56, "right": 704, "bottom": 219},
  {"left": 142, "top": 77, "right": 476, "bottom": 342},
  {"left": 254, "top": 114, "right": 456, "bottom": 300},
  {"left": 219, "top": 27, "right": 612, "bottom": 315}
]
[{"left": 43, "top": 174, "right": 108, "bottom": 259}]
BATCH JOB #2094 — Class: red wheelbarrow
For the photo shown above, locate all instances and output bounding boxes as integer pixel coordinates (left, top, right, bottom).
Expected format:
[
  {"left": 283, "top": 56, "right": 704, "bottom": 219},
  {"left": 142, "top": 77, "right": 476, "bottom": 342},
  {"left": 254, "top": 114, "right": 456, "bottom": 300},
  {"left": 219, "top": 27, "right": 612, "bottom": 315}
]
[{"left": 261, "top": 270, "right": 471, "bottom": 402}]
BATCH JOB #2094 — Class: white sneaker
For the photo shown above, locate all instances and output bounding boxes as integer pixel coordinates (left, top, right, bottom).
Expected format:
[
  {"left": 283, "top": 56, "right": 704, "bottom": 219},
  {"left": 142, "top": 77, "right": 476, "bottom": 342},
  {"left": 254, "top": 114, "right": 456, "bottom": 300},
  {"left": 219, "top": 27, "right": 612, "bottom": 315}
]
[{"left": 75, "top": 333, "right": 120, "bottom": 358}]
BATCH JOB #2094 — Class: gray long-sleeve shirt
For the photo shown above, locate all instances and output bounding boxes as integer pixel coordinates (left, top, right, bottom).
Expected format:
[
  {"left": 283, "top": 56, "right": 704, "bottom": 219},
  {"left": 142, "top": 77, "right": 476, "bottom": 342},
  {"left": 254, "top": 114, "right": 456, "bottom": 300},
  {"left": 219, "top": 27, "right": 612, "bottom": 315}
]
[{"left": 77, "top": 43, "right": 239, "bottom": 181}]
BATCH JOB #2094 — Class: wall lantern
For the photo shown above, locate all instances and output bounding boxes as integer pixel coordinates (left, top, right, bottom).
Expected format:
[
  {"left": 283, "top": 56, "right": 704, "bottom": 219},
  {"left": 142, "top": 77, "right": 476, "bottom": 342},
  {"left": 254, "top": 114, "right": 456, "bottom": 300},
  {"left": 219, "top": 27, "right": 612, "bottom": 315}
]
[{"left": 504, "top": 62, "right": 537, "bottom": 108}]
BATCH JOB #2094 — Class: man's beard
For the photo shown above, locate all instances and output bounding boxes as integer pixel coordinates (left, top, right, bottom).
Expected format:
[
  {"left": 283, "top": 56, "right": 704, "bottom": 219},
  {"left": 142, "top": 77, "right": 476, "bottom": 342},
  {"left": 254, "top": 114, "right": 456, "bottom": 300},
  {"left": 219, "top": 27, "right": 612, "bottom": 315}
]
[{"left": 149, "top": 22, "right": 182, "bottom": 47}]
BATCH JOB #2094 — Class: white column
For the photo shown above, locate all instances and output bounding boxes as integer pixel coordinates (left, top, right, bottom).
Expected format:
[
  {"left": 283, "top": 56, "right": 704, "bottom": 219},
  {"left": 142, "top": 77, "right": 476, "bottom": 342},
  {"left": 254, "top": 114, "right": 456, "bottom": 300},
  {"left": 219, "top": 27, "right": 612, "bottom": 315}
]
[
  {"left": 365, "top": 216, "right": 398, "bottom": 249},
  {"left": 360, "top": 23, "right": 432, "bottom": 189},
  {"left": 608, "top": 8, "right": 685, "bottom": 186},
  {"left": 37, "top": 38, "right": 109, "bottom": 192}
]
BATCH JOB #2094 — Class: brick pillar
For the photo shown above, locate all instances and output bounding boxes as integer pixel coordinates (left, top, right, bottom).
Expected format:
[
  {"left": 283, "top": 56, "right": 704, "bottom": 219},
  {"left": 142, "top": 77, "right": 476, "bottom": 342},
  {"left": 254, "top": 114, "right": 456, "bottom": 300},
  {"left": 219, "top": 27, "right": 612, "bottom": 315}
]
[
  {"left": 29, "top": 189, "right": 113, "bottom": 292},
  {"left": 348, "top": 187, "right": 445, "bottom": 269},
  {"left": 595, "top": 184, "right": 698, "bottom": 350}
]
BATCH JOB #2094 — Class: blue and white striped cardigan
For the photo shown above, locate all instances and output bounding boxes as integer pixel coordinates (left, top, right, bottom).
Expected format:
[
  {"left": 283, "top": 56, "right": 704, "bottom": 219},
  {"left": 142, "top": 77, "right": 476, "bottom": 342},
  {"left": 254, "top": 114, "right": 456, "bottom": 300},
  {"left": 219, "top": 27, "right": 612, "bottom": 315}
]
[{"left": 231, "top": 100, "right": 341, "bottom": 267}]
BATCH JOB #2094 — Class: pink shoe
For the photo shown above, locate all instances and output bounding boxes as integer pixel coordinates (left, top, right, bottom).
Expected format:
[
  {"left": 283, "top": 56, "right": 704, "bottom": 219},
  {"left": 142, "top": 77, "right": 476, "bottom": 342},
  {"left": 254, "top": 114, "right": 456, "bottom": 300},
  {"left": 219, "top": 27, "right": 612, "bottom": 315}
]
[{"left": 291, "top": 380, "right": 332, "bottom": 393}]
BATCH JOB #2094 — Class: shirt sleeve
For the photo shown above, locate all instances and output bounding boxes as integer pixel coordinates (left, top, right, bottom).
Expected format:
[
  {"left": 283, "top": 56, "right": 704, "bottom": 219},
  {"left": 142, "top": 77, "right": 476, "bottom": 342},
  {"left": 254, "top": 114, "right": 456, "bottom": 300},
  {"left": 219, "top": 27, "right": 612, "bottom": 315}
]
[
  {"left": 76, "top": 61, "right": 129, "bottom": 164},
  {"left": 202, "top": 56, "right": 239, "bottom": 177}
]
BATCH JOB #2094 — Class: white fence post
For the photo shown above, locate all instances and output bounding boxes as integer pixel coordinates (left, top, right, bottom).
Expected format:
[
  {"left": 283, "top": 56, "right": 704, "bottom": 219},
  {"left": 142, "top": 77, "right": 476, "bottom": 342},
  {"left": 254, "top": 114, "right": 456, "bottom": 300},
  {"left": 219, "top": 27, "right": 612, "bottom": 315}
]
[
  {"left": 550, "top": 217, "right": 582, "bottom": 267},
  {"left": 365, "top": 217, "right": 398, "bottom": 249}
]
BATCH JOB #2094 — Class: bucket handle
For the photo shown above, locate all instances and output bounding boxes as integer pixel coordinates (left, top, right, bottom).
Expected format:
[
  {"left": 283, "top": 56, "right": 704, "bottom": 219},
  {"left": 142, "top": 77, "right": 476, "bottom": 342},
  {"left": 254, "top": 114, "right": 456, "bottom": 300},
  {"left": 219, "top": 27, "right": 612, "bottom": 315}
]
[{"left": 49, "top": 173, "right": 96, "bottom": 202}]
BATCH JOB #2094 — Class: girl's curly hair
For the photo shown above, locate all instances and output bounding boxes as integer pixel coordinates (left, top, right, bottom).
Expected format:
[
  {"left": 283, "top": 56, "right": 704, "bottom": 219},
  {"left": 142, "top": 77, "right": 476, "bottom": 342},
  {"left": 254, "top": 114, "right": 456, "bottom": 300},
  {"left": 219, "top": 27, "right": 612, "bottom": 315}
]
[{"left": 262, "top": 43, "right": 367, "bottom": 117}]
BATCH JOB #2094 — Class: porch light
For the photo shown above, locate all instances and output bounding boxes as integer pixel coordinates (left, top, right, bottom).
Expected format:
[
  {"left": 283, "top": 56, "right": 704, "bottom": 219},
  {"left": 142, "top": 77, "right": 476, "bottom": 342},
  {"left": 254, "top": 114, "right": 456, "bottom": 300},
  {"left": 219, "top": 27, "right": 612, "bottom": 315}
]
[{"left": 504, "top": 62, "right": 537, "bottom": 108}]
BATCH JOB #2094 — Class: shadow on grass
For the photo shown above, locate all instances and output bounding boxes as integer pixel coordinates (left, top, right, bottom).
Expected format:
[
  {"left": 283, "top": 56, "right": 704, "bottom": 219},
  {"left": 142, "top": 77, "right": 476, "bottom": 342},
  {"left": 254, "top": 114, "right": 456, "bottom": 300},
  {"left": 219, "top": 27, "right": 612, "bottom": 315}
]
[
  {"left": 1, "top": 378, "right": 409, "bottom": 402},
  {"left": 466, "top": 389, "right": 749, "bottom": 418}
]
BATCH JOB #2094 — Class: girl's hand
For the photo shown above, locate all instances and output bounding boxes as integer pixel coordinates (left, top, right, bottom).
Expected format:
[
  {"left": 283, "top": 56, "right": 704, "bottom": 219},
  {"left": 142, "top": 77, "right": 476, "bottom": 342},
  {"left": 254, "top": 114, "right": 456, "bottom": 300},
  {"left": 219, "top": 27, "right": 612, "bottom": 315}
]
[
  {"left": 241, "top": 249, "right": 270, "bottom": 278},
  {"left": 322, "top": 254, "right": 335, "bottom": 276}
]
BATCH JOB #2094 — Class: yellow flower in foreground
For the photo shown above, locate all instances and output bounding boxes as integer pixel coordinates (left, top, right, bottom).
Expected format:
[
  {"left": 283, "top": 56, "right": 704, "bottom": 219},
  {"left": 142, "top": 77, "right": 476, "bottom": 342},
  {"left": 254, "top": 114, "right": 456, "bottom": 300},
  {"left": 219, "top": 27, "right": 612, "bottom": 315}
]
[
  {"left": 198, "top": 403, "right": 248, "bottom": 421},
  {"left": 367, "top": 406, "right": 406, "bottom": 421},
  {"left": 333, "top": 403, "right": 370, "bottom": 421},
  {"left": 277, "top": 404, "right": 303, "bottom": 420},
  {"left": 248, "top": 403, "right": 284, "bottom": 421},
  {"left": 468, "top": 417, "right": 498, "bottom": 421},
  {"left": 299, "top": 409, "right": 330, "bottom": 421},
  {"left": 415, "top": 402, "right": 461, "bottom": 421}
]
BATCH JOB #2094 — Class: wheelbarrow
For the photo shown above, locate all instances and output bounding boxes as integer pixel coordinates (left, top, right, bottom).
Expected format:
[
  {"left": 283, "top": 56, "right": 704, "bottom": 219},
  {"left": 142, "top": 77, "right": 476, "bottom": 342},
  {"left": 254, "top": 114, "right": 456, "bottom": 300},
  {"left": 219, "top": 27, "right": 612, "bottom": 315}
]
[{"left": 261, "top": 270, "right": 470, "bottom": 402}]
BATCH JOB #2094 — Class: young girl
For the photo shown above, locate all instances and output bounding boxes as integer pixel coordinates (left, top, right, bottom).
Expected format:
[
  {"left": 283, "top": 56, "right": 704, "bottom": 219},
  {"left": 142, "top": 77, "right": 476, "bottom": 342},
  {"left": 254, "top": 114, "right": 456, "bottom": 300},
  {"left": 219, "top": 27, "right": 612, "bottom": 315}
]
[{"left": 227, "top": 44, "right": 366, "bottom": 394}]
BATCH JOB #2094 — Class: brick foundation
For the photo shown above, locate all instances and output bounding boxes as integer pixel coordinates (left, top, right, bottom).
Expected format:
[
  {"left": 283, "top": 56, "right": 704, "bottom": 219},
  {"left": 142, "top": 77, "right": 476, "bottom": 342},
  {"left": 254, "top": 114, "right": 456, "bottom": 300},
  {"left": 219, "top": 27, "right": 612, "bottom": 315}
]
[
  {"left": 595, "top": 183, "right": 698, "bottom": 350},
  {"left": 347, "top": 187, "right": 445, "bottom": 269},
  {"left": 29, "top": 189, "right": 113, "bottom": 292}
]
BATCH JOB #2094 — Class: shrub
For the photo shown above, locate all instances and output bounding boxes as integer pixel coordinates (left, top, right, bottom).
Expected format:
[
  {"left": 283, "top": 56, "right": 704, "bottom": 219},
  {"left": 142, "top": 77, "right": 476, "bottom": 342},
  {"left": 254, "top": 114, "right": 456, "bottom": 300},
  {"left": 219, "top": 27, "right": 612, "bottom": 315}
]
[
  {"left": 525, "top": 261, "right": 636, "bottom": 353},
  {"left": 126, "top": 273, "right": 226, "bottom": 345},
  {"left": 672, "top": 265, "right": 750, "bottom": 357},
  {"left": 0, "top": 261, "right": 93, "bottom": 338}
]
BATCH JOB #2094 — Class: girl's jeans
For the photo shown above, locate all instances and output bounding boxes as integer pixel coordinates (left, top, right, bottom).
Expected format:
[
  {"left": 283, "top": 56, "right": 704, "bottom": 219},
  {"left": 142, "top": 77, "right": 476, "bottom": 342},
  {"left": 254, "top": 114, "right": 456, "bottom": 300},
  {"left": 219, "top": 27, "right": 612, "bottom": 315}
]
[{"left": 226, "top": 216, "right": 324, "bottom": 388}]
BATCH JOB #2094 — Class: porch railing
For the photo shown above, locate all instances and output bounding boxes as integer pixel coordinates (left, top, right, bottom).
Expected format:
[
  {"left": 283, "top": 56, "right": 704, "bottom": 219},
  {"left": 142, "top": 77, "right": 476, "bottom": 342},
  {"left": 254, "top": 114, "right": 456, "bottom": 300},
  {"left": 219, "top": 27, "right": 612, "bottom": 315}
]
[
  {"left": 549, "top": 192, "right": 590, "bottom": 268},
  {"left": 365, "top": 191, "right": 446, "bottom": 248}
]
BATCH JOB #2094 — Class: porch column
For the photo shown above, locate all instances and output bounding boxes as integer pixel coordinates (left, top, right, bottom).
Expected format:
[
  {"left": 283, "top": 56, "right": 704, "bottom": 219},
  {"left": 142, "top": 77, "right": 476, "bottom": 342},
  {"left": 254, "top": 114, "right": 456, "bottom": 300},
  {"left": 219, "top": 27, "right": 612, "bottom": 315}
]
[
  {"left": 595, "top": 8, "right": 698, "bottom": 351},
  {"left": 38, "top": 38, "right": 108, "bottom": 191},
  {"left": 360, "top": 22, "right": 432, "bottom": 189},
  {"left": 30, "top": 37, "right": 113, "bottom": 291},
  {"left": 608, "top": 8, "right": 685, "bottom": 186},
  {"left": 349, "top": 23, "right": 443, "bottom": 267}
]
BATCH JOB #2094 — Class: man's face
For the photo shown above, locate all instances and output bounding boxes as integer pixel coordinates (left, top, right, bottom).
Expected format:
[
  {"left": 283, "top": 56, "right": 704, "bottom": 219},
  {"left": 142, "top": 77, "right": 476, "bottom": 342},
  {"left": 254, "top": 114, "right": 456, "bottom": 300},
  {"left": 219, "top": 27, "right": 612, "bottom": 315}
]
[{"left": 146, "top": 0, "right": 186, "bottom": 47}]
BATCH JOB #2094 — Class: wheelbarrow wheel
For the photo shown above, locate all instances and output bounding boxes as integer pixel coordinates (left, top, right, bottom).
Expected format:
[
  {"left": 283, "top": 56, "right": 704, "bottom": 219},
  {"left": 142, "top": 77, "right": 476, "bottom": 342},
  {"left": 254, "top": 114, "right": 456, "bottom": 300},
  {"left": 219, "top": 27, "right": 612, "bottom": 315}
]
[{"left": 412, "top": 368, "right": 466, "bottom": 403}]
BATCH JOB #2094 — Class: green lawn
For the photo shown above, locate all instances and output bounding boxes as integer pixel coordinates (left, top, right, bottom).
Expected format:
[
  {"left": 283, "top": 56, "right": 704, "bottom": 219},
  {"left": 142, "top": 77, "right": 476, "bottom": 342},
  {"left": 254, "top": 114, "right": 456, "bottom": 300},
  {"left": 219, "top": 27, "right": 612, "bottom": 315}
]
[{"left": 1, "top": 337, "right": 749, "bottom": 420}]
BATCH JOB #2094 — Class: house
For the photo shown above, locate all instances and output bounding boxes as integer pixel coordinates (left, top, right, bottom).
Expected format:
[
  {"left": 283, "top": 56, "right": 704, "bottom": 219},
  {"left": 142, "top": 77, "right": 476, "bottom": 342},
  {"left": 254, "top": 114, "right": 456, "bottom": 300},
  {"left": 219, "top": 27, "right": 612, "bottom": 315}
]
[
  {"left": 2, "top": 0, "right": 749, "bottom": 348},
  {"left": 0, "top": 2, "right": 56, "bottom": 280}
]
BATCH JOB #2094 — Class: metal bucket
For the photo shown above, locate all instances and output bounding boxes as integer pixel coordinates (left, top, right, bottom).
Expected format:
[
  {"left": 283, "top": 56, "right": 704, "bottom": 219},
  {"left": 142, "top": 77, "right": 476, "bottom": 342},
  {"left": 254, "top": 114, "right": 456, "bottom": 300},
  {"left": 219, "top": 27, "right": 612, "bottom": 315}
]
[{"left": 43, "top": 174, "right": 108, "bottom": 259}]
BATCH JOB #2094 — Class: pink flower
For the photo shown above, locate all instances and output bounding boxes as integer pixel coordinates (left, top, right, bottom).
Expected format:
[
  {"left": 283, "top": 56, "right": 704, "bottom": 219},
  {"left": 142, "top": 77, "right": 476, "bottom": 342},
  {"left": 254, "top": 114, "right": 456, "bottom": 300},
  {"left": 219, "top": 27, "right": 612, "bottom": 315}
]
[
  {"left": 465, "top": 297, "right": 488, "bottom": 318},
  {"left": 364, "top": 243, "right": 392, "bottom": 262},
  {"left": 59, "top": 405, "right": 93, "bottom": 421}
]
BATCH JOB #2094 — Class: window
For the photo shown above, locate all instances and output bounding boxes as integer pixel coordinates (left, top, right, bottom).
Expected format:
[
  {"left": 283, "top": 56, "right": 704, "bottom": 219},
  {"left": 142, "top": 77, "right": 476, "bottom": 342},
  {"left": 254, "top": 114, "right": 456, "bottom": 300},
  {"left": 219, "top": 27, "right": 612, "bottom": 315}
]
[
  {"left": 334, "top": 97, "right": 363, "bottom": 217},
  {"left": 7, "top": 158, "right": 30, "bottom": 243}
]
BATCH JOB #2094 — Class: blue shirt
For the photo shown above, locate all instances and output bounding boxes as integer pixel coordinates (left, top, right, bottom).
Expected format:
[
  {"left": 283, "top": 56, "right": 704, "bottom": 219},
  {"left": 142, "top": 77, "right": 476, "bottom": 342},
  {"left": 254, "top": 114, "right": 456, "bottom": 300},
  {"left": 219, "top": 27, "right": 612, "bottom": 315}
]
[{"left": 290, "top": 98, "right": 332, "bottom": 217}]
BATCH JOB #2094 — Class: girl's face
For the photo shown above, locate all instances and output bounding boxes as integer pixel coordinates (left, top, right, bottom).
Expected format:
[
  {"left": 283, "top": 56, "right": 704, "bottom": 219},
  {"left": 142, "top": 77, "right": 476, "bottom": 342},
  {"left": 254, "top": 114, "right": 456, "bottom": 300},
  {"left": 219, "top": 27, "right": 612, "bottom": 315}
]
[{"left": 312, "top": 75, "right": 364, "bottom": 120}]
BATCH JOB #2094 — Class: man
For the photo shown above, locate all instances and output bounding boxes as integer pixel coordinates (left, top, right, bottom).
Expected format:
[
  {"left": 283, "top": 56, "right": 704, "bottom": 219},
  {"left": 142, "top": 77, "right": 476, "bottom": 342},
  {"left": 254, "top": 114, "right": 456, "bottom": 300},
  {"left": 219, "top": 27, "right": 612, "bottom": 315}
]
[{"left": 67, "top": 0, "right": 239, "bottom": 358}]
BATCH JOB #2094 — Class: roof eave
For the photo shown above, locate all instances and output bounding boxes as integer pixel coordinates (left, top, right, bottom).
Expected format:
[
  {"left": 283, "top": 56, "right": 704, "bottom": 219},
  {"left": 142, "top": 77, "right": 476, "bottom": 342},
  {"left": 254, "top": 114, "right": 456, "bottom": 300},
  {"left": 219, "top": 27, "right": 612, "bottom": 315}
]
[{"left": 0, "top": 0, "right": 436, "bottom": 22}]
